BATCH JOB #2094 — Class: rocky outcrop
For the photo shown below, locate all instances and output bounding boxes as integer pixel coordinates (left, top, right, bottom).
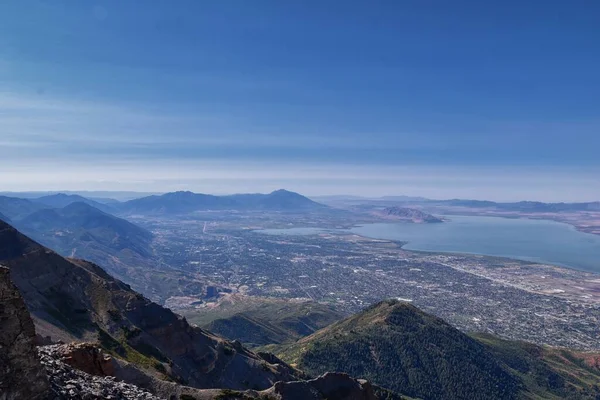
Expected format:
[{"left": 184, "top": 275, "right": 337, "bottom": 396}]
[
  {"left": 0, "top": 265, "right": 49, "bottom": 400},
  {"left": 45, "top": 343, "right": 116, "bottom": 377},
  {"left": 39, "top": 343, "right": 208, "bottom": 400},
  {"left": 198, "top": 373, "right": 380, "bottom": 400},
  {"left": 38, "top": 345, "right": 160, "bottom": 400},
  {"left": 261, "top": 373, "right": 378, "bottom": 400},
  {"left": 36, "top": 342, "right": 391, "bottom": 400}
]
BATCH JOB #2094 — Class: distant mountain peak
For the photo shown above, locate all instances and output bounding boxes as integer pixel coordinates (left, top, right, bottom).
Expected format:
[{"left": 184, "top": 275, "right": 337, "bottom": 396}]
[
  {"left": 38, "top": 193, "right": 87, "bottom": 201},
  {"left": 168, "top": 190, "right": 196, "bottom": 196},
  {"left": 270, "top": 189, "right": 293, "bottom": 194},
  {"left": 121, "top": 189, "right": 328, "bottom": 214}
]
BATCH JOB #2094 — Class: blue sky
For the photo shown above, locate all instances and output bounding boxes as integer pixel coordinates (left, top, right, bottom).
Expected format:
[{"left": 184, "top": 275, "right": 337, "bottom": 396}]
[{"left": 1, "top": 1, "right": 599, "bottom": 201}]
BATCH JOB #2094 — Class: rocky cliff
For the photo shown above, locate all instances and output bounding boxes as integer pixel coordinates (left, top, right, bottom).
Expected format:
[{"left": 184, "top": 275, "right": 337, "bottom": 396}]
[{"left": 0, "top": 265, "right": 49, "bottom": 400}]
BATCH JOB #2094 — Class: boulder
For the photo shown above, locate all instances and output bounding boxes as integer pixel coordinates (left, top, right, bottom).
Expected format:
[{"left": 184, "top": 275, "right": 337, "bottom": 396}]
[{"left": 46, "top": 342, "right": 116, "bottom": 376}]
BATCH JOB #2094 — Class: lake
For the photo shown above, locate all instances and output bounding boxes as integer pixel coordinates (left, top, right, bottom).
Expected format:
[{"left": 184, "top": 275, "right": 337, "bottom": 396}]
[{"left": 258, "top": 215, "right": 600, "bottom": 273}]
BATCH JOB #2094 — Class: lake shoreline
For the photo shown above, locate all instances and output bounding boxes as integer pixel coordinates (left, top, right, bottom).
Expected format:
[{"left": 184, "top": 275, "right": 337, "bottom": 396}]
[
  {"left": 257, "top": 215, "right": 600, "bottom": 274},
  {"left": 433, "top": 210, "right": 600, "bottom": 237}
]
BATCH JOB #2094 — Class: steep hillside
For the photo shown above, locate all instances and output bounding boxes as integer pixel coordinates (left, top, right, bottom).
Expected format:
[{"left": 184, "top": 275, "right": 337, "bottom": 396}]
[
  {"left": 0, "top": 210, "right": 9, "bottom": 222},
  {"left": 0, "top": 219, "right": 301, "bottom": 390},
  {"left": 270, "top": 300, "right": 600, "bottom": 400},
  {"left": 19, "top": 201, "right": 152, "bottom": 255},
  {"left": 474, "top": 333, "right": 600, "bottom": 400},
  {"left": 271, "top": 300, "right": 519, "bottom": 399},
  {"left": 15, "top": 202, "right": 154, "bottom": 283},
  {"left": 182, "top": 296, "right": 344, "bottom": 347}
]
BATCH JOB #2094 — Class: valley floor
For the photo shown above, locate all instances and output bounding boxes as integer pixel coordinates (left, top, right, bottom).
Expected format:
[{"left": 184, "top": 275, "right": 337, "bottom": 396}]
[{"left": 134, "top": 213, "right": 600, "bottom": 351}]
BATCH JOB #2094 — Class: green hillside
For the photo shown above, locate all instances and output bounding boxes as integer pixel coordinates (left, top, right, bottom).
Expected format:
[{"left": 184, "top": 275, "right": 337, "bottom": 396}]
[
  {"left": 268, "top": 299, "right": 600, "bottom": 400},
  {"left": 474, "top": 333, "right": 600, "bottom": 399}
]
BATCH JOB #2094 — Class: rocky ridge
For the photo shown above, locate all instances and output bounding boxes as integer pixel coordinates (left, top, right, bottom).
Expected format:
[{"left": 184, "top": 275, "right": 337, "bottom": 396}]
[
  {"left": 39, "top": 345, "right": 160, "bottom": 400},
  {"left": 28, "top": 342, "right": 384, "bottom": 400}
]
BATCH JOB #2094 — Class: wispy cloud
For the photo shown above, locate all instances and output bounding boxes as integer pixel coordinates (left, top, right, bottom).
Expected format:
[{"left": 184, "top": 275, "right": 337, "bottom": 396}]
[
  {"left": 2, "top": 155, "right": 599, "bottom": 201},
  {"left": 1, "top": 92, "right": 599, "bottom": 201},
  {"left": 0, "top": 91, "right": 460, "bottom": 152}
]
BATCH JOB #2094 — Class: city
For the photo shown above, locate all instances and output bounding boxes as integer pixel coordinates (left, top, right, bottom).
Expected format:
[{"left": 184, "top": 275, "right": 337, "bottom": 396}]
[{"left": 132, "top": 212, "right": 600, "bottom": 351}]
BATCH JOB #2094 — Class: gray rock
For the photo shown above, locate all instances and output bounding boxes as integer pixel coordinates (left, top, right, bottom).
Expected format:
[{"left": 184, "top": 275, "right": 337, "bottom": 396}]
[
  {"left": 0, "top": 265, "right": 50, "bottom": 400},
  {"left": 38, "top": 345, "right": 163, "bottom": 400}
]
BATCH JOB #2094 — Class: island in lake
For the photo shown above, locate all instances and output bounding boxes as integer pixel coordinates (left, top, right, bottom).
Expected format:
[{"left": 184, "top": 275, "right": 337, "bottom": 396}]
[{"left": 373, "top": 206, "right": 444, "bottom": 223}]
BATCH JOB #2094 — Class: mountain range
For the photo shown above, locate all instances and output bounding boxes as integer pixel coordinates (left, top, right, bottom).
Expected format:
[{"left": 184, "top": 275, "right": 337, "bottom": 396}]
[
  {"left": 428, "top": 199, "right": 600, "bottom": 212},
  {"left": 8, "top": 190, "right": 599, "bottom": 217},
  {"left": 119, "top": 189, "right": 329, "bottom": 215},
  {"left": 0, "top": 189, "right": 328, "bottom": 220},
  {"left": 315, "top": 195, "right": 600, "bottom": 213}
]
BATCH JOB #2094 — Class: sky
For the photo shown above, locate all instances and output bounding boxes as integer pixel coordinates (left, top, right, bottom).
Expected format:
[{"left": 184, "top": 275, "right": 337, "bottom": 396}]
[{"left": 1, "top": 1, "right": 599, "bottom": 201}]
